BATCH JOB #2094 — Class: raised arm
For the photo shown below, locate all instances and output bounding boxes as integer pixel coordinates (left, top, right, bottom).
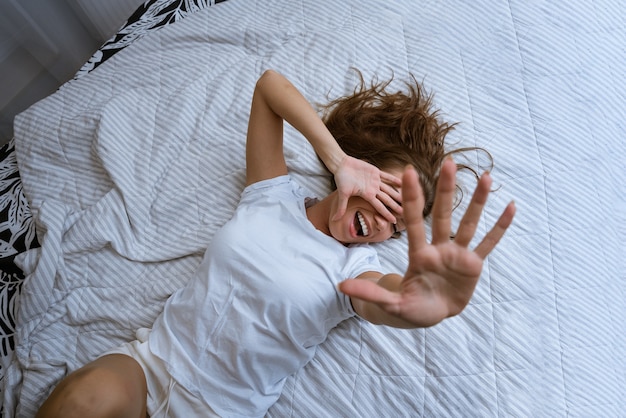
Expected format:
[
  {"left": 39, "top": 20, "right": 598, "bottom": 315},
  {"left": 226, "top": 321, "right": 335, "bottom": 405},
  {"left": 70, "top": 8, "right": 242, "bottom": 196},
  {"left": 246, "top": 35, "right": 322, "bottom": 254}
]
[
  {"left": 246, "top": 70, "right": 401, "bottom": 220},
  {"left": 340, "top": 159, "right": 516, "bottom": 328}
]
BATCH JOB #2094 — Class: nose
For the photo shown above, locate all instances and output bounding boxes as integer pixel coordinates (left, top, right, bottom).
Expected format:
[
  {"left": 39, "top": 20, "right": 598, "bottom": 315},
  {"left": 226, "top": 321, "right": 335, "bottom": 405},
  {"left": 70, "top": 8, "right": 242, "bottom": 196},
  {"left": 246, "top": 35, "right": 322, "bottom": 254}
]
[{"left": 374, "top": 213, "right": 390, "bottom": 232}]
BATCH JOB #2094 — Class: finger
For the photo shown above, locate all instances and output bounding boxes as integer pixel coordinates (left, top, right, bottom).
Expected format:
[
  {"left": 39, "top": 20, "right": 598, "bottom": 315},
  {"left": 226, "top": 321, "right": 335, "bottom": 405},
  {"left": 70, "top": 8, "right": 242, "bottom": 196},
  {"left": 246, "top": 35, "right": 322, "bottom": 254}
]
[
  {"left": 380, "top": 182, "right": 402, "bottom": 205},
  {"left": 474, "top": 201, "right": 516, "bottom": 259},
  {"left": 401, "top": 166, "right": 428, "bottom": 254},
  {"left": 431, "top": 158, "right": 457, "bottom": 245},
  {"left": 454, "top": 172, "right": 492, "bottom": 247},
  {"left": 380, "top": 170, "right": 402, "bottom": 187},
  {"left": 378, "top": 184, "right": 403, "bottom": 215},
  {"left": 338, "top": 279, "right": 401, "bottom": 307},
  {"left": 368, "top": 197, "right": 397, "bottom": 223}
]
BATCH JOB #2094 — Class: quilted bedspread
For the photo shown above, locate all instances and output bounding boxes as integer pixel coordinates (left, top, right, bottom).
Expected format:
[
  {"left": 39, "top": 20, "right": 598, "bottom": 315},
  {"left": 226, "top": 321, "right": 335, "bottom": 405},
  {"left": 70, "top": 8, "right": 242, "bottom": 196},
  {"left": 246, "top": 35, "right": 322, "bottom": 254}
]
[{"left": 3, "top": 0, "right": 625, "bottom": 416}]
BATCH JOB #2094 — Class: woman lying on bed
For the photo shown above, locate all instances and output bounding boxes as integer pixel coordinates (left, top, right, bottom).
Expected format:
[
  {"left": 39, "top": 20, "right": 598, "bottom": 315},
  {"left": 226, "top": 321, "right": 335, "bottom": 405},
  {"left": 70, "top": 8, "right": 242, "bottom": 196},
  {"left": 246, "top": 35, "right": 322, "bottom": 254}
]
[{"left": 36, "top": 70, "right": 516, "bottom": 418}]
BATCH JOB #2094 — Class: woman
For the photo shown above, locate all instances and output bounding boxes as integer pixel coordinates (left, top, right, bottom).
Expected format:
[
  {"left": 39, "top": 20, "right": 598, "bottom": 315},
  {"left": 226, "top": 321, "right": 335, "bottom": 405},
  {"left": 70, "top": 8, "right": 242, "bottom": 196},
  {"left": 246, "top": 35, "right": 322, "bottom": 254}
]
[{"left": 36, "top": 70, "right": 515, "bottom": 418}]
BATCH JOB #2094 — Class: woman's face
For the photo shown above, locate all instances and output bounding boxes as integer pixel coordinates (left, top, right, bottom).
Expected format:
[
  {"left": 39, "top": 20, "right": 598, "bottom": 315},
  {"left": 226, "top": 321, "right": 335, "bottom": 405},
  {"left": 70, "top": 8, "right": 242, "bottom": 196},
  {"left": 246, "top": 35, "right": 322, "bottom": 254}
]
[
  {"left": 328, "top": 196, "right": 406, "bottom": 244},
  {"left": 328, "top": 167, "right": 407, "bottom": 244}
]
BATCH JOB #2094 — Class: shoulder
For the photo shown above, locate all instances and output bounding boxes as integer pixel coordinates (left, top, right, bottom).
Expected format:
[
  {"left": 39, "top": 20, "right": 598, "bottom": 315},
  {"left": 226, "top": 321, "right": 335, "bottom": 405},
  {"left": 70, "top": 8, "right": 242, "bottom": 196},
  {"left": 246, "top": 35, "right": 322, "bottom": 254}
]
[{"left": 239, "top": 175, "right": 310, "bottom": 205}]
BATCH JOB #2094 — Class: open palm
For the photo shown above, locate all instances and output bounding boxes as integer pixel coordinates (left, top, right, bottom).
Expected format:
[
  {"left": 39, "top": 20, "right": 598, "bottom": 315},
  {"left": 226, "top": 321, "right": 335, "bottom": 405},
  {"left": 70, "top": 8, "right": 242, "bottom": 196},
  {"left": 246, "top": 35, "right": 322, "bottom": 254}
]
[
  {"left": 340, "top": 159, "right": 516, "bottom": 328},
  {"left": 332, "top": 155, "right": 402, "bottom": 223}
]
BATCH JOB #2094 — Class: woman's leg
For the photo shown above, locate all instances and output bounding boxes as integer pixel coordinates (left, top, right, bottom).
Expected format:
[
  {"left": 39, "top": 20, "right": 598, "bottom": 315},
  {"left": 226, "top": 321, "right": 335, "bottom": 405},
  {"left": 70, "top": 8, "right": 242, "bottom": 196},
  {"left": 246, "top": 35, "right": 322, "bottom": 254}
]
[{"left": 36, "top": 354, "right": 148, "bottom": 418}]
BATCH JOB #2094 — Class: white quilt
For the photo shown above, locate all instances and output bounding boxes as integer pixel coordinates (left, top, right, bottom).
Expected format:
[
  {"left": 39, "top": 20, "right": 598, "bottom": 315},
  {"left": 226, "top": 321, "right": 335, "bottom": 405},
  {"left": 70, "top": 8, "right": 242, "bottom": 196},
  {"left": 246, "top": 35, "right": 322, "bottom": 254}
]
[{"left": 3, "top": 0, "right": 626, "bottom": 416}]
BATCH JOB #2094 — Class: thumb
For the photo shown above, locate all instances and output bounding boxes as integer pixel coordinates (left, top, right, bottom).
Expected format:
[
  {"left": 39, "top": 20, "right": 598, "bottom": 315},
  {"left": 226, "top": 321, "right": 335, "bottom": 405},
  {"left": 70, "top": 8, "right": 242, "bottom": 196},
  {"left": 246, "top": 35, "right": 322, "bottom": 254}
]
[
  {"left": 332, "top": 192, "right": 349, "bottom": 221},
  {"left": 338, "top": 279, "right": 399, "bottom": 306}
]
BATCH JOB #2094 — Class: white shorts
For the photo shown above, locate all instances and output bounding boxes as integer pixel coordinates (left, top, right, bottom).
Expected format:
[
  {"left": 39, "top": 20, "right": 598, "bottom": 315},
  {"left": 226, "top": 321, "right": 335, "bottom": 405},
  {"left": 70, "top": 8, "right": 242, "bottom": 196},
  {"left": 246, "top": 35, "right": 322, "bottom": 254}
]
[{"left": 102, "top": 328, "right": 219, "bottom": 418}]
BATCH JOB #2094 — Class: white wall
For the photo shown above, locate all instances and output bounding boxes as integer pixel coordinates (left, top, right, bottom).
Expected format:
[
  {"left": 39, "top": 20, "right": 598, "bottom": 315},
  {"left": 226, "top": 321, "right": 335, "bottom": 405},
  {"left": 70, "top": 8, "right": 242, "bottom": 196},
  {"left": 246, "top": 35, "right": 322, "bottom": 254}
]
[
  {"left": 68, "top": 0, "right": 148, "bottom": 41},
  {"left": 0, "top": 0, "right": 145, "bottom": 146}
]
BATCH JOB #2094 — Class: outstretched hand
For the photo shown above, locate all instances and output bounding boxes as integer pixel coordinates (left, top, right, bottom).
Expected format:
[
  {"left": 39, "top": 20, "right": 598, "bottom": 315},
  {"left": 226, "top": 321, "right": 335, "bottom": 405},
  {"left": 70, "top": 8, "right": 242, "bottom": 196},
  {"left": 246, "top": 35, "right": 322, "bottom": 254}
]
[
  {"left": 339, "top": 159, "right": 516, "bottom": 328},
  {"left": 332, "top": 155, "right": 402, "bottom": 223}
]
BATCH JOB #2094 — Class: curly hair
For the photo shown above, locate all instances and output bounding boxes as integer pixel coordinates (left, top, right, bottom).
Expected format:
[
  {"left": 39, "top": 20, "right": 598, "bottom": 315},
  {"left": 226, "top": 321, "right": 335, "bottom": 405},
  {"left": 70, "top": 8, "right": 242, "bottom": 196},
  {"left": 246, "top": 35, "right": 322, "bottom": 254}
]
[{"left": 320, "top": 71, "right": 490, "bottom": 218}]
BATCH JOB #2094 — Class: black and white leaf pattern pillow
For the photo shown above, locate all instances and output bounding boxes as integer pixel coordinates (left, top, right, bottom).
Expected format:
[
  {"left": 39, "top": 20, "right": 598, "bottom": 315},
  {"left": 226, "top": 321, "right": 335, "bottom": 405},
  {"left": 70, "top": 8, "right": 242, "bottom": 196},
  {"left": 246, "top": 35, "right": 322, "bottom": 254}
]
[
  {"left": 0, "top": 138, "right": 37, "bottom": 383},
  {"left": 0, "top": 140, "right": 37, "bottom": 257}
]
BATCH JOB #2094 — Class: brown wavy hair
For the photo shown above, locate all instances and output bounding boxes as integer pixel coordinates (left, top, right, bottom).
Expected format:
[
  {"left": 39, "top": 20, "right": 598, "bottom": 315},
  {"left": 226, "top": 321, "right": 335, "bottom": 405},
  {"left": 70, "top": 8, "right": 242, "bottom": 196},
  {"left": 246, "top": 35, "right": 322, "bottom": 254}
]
[{"left": 320, "top": 70, "right": 491, "bottom": 218}]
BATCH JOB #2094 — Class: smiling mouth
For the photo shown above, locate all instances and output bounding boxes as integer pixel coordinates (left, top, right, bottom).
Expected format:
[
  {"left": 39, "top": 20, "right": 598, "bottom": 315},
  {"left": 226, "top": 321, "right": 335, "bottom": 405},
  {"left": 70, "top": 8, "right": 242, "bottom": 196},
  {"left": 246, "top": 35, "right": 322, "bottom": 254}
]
[{"left": 354, "top": 211, "right": 369, "bottom": 237}]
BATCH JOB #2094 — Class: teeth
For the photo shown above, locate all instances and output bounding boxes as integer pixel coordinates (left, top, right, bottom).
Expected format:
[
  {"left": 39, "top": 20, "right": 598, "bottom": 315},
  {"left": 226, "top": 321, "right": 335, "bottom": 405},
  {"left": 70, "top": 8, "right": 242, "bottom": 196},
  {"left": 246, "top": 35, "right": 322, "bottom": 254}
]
[{"left": 357, "top": 212, "right": 369, "bottom": 237}]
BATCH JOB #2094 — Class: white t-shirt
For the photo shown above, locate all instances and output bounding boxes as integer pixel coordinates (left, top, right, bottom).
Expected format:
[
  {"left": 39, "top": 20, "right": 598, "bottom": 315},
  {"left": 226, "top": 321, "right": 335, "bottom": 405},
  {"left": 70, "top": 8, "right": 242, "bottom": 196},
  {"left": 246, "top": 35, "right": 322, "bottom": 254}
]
[{"left": 149, "top": 175, "right": 381, "bottom": 417}]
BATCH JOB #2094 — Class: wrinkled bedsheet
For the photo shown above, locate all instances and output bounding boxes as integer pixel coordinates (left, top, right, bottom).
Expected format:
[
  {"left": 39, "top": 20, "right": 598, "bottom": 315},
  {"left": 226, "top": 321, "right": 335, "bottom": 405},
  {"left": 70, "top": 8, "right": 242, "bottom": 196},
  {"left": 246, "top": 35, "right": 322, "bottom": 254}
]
[{"left": 3, "top": 0, "right": 625, "bottom": 416}]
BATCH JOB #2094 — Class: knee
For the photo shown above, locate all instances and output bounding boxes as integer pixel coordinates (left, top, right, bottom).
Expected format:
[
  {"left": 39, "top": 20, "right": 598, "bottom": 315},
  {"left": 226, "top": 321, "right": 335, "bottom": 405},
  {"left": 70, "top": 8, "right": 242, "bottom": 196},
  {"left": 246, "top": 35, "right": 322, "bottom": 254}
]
[{"left": 37, "top": 360, "right": 146, "bottom": 418}]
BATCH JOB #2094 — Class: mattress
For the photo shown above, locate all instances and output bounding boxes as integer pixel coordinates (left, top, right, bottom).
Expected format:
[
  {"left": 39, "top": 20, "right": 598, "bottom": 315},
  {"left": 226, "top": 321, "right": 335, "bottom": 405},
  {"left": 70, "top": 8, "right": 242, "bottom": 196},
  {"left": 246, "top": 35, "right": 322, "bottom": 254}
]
[{"left": 2, "top": 0, "right": 626, "bottom": 416}]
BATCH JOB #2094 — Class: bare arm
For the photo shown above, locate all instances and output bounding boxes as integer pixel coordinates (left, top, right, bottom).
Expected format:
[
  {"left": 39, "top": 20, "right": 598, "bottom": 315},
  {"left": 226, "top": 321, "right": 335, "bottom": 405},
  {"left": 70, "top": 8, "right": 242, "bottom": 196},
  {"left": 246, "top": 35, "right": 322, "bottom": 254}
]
[
  {"left": 245, "top": 70, "right": 401, "bottom": 220},
  {"left": 245, "top": 70, "right": 345, "bottom": 185}
]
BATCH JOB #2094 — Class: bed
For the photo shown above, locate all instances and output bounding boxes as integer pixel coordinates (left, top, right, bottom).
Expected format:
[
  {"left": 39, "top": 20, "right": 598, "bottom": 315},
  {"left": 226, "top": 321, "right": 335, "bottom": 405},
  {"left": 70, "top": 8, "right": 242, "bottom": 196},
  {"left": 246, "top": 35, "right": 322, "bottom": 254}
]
[{"left": 1, "top": 0, "right": 625, "bottom": 416}]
